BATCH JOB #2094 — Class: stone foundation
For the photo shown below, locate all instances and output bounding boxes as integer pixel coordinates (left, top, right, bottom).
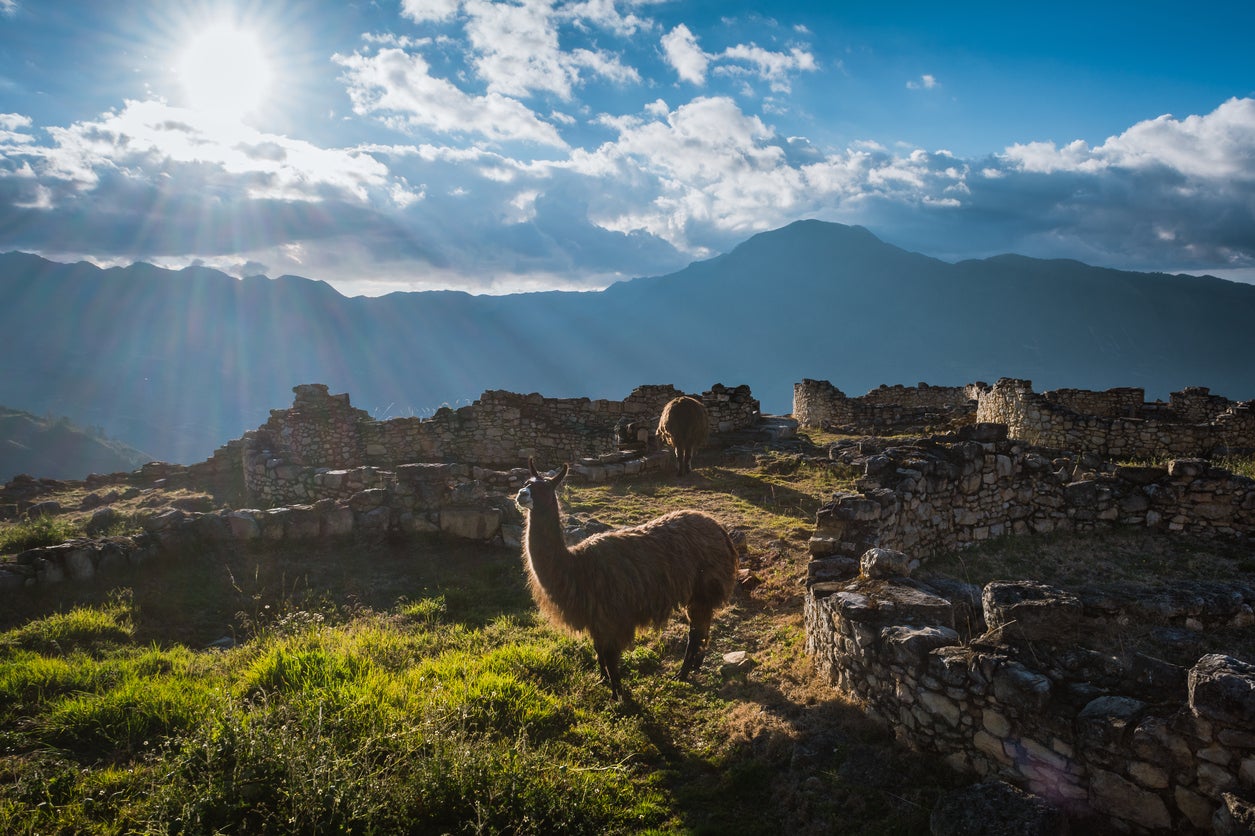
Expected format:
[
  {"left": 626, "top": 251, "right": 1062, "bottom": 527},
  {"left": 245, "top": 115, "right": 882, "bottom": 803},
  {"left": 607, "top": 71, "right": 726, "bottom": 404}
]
[
  {"left": 976, "top": 378, "right": 1255, "bottom": 461},
  {"left": 792, "top": 380, "right": 980, "bottom": 435}
]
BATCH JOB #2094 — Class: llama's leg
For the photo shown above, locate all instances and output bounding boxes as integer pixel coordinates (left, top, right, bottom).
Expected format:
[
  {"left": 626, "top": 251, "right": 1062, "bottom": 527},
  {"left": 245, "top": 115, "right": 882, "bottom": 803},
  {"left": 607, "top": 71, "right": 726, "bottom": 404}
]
[
  {"left": 678, "top": 602, "right": 714, "bottom": 680},
  {"left": 679, "top": 446, "right": 691, "bottom": 476},
  {"left": 595, "top": 643, "right": 624, "bottom": 699}
]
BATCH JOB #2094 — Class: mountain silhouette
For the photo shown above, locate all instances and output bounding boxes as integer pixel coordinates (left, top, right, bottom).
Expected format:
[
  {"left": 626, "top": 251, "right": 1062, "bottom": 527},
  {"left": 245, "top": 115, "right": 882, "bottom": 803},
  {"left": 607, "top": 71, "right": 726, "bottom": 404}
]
[
  {"left": 0, "top": 406, "right": 152, "bottom": 482},
  {"left": 3, "top": 219, "right": 1253, "bottom": 465}
]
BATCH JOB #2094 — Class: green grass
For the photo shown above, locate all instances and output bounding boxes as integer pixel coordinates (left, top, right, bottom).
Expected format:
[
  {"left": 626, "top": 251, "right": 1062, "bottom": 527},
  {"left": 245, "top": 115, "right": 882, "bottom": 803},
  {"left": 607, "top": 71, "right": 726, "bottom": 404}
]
[
  {"left": 0, "top": 515, "right": 83, "bottom": 555},
  {"left": 0, "top": 590, "right": 686, "bottom": 835},
  {"left": 0, "top": 456, "right": 956, "bottom": 835}
]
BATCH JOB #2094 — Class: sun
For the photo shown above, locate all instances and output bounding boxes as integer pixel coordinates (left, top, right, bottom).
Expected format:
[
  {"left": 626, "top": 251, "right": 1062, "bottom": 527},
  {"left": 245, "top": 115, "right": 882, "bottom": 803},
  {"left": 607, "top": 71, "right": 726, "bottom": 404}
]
[{"left": 177, "top": 23, "right": 272, "bottom": 121}]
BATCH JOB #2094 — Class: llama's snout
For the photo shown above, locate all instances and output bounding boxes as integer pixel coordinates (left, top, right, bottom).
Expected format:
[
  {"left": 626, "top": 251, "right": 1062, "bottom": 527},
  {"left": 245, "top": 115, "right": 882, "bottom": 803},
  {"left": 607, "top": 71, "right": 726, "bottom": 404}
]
[{"left": 515, "top": 487, "right": 533, "bottom": 510}]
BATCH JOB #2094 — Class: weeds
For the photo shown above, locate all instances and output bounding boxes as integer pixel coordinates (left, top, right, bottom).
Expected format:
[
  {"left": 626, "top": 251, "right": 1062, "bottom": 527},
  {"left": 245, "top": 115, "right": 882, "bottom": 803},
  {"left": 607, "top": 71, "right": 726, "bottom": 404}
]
[{"left": 0, "top": 515, "right": 82, "bottom": 555}]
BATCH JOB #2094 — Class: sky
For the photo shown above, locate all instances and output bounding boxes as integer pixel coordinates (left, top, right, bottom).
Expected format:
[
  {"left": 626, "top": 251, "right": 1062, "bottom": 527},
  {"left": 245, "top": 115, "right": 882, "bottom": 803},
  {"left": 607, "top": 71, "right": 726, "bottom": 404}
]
[{"left": 1, "top": 0, "right": 1253, "bottom": 297}]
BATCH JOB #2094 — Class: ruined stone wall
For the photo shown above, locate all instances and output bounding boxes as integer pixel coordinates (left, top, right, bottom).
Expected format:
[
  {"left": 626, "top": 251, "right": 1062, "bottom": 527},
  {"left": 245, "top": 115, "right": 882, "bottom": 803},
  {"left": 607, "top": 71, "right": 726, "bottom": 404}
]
[
  {"left": 1173, "top": 388, "right": 1239, "bottom": 424},
  {"left": 805, "top": 568, "right": 1255, "bottom": 833},
  {"left": 810, "top": 427, "right": 1255, "bottom": 563},
  {"left": 975, "top": 379, "right": 1255, "bottom": 461},
  {"left": 1044, "top": 386, "right": 1145, "bottom": 418},
  {"left": 806, "top": 428, "right": 1255, "bottom": 830},
  {"left": 792, "top": 380, "right": 978, "bottom": 433},
  {"left": 230, "top": 383, "right": 759, "bottom": 507}
]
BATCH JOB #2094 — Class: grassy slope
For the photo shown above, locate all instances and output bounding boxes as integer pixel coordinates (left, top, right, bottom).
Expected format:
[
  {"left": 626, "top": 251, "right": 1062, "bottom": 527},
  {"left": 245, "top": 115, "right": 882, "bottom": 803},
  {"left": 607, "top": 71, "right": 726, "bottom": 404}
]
[
  {"left": 0, "top": 408, "right": 152, "bottom": 482},
  {"left": 0, "top": 443, "right": 961, "bottom": 835}
]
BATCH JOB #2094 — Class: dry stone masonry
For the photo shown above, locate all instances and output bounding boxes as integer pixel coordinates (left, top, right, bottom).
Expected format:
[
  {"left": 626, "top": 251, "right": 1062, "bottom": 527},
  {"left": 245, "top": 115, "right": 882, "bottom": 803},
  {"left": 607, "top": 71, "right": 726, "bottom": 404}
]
[
  {"left": 977, "top": 378, "right": 1255, "bottom": 462},
  {"left": 793, "top": 380, "right": 981, "bottom": 435},
  {"left": 805, "top": 417, "right": 1255, "bottom": 833}
]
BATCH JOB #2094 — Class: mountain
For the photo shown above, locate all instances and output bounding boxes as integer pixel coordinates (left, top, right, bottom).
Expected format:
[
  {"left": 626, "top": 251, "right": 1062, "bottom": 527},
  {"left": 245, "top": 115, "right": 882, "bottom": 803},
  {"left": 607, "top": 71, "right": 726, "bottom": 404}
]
[
  {"left": 0, "top": 406, "right": 153, "bottom": 482},
  {"left": 3, "top": 220, "right": 1254, "bottom": 465}
]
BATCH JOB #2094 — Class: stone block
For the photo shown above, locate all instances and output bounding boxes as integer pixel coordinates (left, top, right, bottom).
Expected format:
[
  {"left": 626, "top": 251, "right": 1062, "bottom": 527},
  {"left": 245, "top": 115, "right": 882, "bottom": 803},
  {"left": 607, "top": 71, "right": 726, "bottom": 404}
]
[
  {"left": 226, "top": 511, "right": 261, "bottom": 540},
  {"left": 1173, "top": 786, "right": 1215, "bottom": 831},
  {"left": 930, "top": 779, "right": 1067, "bottom": 836},
  {"left": 859, "top": 547, "right": 918, "bottom": 579},
  {"left": 882, "top": 624, "right": 959, "bottom": 667},
  {"left": 990, "top": 661, "right": 1051, "bottom": 711},
  {"left": 833, "top": 579, "right": 954, "bottom": 629},
  {"left": 982, "top": 581, "right": 1083, "bottom": 642},
  {"left": 1189, "top": 654, "right": 1255, "bottom": 725},
  {"left": 440, "top": 506, "right": 502, "bottom": 541},
  {"left": 62, "top": 548, "right": 96, "bottom": 581},
  {"left": 1089, "top": 768, "right": 1171, "bottom": 831},
  {"left": 321, "top": 507, "right": 356, "bottom": 537}
]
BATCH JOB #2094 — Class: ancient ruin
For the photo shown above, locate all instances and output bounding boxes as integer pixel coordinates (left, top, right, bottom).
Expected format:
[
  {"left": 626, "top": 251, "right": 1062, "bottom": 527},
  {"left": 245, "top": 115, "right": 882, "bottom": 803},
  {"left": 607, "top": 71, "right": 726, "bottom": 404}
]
[
  {"left": 801, "top": 379, "right": 1255, "bottom": 833},
  {"left": 4, "top": 375, "right": 1255, "bottom": 832},
  {"left": 0, "top": 382, "right": 762, "bottom": 594}
]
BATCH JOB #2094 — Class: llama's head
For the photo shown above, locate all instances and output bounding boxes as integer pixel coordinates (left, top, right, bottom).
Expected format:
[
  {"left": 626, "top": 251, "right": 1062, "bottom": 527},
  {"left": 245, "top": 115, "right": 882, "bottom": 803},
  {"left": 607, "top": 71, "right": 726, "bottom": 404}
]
[{"left": 515, "top": 458, "right": 568, "bottom": 512}]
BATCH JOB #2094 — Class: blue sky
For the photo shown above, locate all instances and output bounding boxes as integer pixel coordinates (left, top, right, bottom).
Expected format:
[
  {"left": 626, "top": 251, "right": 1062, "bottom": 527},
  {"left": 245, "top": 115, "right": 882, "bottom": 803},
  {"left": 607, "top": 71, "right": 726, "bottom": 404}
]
[{"left": 1, "top": 0, "right": 1253, "bottom": 296}]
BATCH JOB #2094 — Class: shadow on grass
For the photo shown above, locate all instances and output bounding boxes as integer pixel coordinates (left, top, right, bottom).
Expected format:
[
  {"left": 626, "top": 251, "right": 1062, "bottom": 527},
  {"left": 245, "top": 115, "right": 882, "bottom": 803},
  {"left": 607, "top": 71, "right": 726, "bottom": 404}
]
[
  {"left": 0, "top": 536, "right": 533, "bottom": 646},
  {"left": 616, "top": 669, "right": 957, "bottom": 836}
]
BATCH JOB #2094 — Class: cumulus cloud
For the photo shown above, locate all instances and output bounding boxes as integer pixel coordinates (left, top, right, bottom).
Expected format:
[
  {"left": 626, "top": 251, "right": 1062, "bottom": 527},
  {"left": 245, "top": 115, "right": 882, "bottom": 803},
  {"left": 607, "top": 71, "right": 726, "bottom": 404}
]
[
  {"left": 2, "top": 0, "right": 1254, "bottom": 299},
  {"left": 662, "top": 24, "right": 816, "bottom": 93},
  {"left": 716, "top": 44, "right": 816, "bottom": 93},
  {"left": 400, "top": 0, "right": 461, "bottom": 23},
  {"left": 336, "top": 47, "right": 567, "bottom": 147},
  {"left": 662, "top": 24, "right": 708, "bottom": 85}
]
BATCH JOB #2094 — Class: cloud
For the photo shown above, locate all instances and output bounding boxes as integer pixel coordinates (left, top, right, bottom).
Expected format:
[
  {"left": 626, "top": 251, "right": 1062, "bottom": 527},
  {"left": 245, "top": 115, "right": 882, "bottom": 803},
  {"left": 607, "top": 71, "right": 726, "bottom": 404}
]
[
  {"left": 3, "top": 0, "right": 1255, "bottom": 306},
  {"left": 335, "top": 47, "right": 567, "bottom": 147},
  {"left": 662, "top": 24, "right": 816, "bottom": 93},
  {"left": 662, "top": 24, "right": 708, "bottom": 85},
  {"left": 400, "top": 0, "right": 461, "bottom": 24},
  {"left": 1002, "top": 98, "right": 1255, "bottom": 182},
  {"left": 716, "top": 44, "right": 817, "bottom": 93}
]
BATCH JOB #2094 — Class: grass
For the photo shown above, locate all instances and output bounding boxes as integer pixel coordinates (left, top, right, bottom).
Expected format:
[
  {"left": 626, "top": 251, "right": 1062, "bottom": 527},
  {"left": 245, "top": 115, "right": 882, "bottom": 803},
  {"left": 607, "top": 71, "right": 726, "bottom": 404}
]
[
  {"left": 0, "top": 453, "right": 959, "bottom": 834},
  {"left": 0, "top": 515, "right": 84, "bottom": 554}
]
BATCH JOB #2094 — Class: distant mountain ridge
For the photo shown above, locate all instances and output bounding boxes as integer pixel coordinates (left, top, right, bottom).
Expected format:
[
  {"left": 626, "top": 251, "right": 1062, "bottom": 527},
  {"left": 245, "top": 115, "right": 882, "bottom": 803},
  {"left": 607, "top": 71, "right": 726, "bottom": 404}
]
[
  {"left": 0, "top": 406, "right": 152, "bottom": 482},
  {"left": 3, "top": 219, "right": 1253, "bottom": 465}
]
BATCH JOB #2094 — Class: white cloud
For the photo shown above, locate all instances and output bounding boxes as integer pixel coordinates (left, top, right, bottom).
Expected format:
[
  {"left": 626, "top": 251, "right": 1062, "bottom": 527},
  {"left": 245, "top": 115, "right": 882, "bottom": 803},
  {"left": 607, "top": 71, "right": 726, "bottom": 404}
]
[
  {"left": 0, "top": 112, "right": 33, "bottom": 146},
  {"left": 561, "top": 0, "right": 653, "bottom": 37},
  {"left": 661, "top": 24, "right": 708, "bottom": 85},
  {"left": 335, "top": 47, "right": 567, "bottom": 147},
  {"left": 1002, "top": 98, "right": 1255, "bottom": 182},
  {"left": 1101, "top": 96, "right": 1255, "bottom": 180},
  {"left": 400, "top": 0, "right": 461, "bottom": 23},
  {"left": 717, "top": 44, "right": 816, "bottom": 93},
  {"left": 662, "top": 25, "right": 816, "bottom": 93},
  {"left": 460, "top": 0, "right": 639, "bottom": 100},
  {"left": 906, "top": 74, "right": 938, "bottom": 90}
]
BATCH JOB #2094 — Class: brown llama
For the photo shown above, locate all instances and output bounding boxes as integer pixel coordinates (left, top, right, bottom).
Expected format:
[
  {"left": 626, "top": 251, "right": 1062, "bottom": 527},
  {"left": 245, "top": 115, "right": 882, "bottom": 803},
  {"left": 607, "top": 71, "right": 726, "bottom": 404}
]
[
  {"left": 657, "top": 395, "right": 709, "bottom": 477},
  {"left": 515, "top": 459, "right": 738, "bottom": 699}
]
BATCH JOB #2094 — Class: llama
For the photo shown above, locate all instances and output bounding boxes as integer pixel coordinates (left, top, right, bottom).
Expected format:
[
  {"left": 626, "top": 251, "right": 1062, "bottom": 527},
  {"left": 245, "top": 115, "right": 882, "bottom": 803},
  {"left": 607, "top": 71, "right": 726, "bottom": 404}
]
[
  {"left": 515, "top": 459, "right": 738, "bottom": 699},
  {"left": 657, "top": 395, "right": 709, "bottom": 477}
]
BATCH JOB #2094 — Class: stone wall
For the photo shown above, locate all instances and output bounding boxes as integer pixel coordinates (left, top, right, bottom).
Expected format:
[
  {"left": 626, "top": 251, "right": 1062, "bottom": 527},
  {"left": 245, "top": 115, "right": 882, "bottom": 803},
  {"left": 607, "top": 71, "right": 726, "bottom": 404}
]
[
  {"left": 809, "top": 426, "right": 1255, "bottom": 563},
  {"left": 976, "top": 378, "right": 1255, "bottom": 461},
  {"left": 792, "top": 380, "right": 980, "bottom": 434},
  {"left": 805, "top": 565, "right": 1255, "bottom": 833},
  {"left": 0, "top": 460, "right": 528, "bottom": 594},
  {"left": 221, "top": 382, "right": 759, "bottom": 507},
  {"left": 806, "top": 428, "right": 1255, "bottom": 832}
]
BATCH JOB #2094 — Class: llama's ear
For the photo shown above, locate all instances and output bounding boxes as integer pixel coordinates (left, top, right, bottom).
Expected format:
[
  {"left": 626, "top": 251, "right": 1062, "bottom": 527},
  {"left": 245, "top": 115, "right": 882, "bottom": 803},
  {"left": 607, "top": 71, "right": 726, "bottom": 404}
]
[
  {"left": 528, "top": 457, "right": 538, "bottom": 477},
  {"left": 555, "top": 463, "right": 568, "bottom": 484}
]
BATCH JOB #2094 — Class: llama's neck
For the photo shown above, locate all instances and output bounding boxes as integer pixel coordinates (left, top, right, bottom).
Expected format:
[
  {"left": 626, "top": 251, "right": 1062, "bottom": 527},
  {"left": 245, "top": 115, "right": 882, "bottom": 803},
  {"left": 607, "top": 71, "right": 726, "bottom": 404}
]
[{"left": 523, "top": 498, "right": 572, "bottom": 584}]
